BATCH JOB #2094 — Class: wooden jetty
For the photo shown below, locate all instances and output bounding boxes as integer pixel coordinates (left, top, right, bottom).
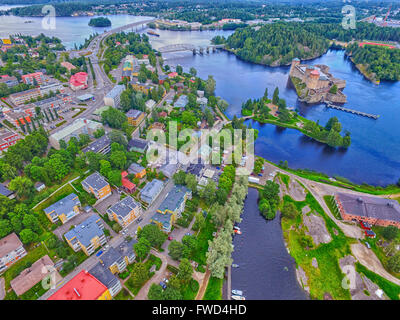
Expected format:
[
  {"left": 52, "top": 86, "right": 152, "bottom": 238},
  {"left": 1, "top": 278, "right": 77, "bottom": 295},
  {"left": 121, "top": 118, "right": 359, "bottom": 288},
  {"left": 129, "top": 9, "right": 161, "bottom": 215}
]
[{"left": 324, "top": 102, "right": 380, "bottom": 119}]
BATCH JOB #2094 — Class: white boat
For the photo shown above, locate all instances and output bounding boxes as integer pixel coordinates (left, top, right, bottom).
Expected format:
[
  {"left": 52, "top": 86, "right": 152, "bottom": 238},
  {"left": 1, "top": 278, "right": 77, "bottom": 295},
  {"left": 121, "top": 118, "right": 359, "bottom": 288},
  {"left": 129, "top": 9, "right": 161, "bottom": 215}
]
[
  {"left": 232, "top": 264, "right": 239, "bottom": 268},
  {"left": 232, "top": 295, "right": 245, "bottom": 300},
  {"left": 233, "top": 226, "right": 240, "bottom": 231},
  {"left": 232, "top": 289, "right": 243, "bottom": 296},
  {"left": 234, "top": 229, "right": 242, "bottom": 235}
]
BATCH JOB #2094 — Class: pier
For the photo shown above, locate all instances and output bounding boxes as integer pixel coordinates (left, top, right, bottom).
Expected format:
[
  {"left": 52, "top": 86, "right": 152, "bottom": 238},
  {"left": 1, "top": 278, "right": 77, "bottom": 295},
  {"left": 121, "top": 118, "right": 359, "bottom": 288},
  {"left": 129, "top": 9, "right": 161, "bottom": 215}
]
[{"left": 325, "top": 103, "right": 380, "bottom": 119}]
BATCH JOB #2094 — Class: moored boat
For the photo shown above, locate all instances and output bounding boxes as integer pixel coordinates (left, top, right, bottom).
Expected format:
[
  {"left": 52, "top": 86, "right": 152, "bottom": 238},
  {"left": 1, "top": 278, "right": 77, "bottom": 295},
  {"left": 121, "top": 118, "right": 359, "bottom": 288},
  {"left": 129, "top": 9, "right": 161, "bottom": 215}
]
[
  {"left": 232, "top": 289, "right": 243, "bottom": 296},
  {"left": 232, "top": 295, "right": 245, "bottom": 300}
]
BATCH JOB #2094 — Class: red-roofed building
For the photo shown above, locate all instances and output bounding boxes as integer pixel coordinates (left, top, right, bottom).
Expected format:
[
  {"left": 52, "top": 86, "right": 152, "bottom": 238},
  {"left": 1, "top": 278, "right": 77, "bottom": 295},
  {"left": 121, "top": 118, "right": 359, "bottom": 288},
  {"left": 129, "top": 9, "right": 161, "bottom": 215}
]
[
  {"left": 21, "top": 72, "right": 44, "bottom": 85},
  {"left": 48, "top": 270, "right": 112, "bottom": 300},
  {"left": 121, "top": 171, "right": 136, "bottom": 194},
  {"left": 61, "top": 61, "right": 76, "bottom": 72},
  {"left": 168, "top": 72, "right": 178, "bottom": 79},
  {"left": 69, "top": 72, "right": 88, "bottom": 91}
]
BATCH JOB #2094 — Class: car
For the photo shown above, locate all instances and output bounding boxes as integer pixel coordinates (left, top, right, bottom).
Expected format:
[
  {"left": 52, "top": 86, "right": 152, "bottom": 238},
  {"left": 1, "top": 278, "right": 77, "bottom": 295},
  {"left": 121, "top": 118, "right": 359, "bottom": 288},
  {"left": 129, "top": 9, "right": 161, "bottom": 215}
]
[
  {"left": 159, "top": 281, "right": 167, "bottom": 289},
  {"left": 185, "top": 232, "right": 191, "bottom": 236},
  {"left": 137, "top": 217, "right": 143, "bottom": 223},
  {"left": 168, "top": 236, "right": 173, "bottom": 240}
]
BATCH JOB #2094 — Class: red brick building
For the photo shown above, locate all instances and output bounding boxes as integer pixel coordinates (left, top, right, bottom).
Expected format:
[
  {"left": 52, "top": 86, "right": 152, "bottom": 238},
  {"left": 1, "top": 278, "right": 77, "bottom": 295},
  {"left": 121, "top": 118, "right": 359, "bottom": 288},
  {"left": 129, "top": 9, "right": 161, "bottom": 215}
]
[
  {"left": 335, "top": 192, "right": 400, "bottom": 229},
  {"left": 21, "top": 72, "right": 44, "bottom": 85}
]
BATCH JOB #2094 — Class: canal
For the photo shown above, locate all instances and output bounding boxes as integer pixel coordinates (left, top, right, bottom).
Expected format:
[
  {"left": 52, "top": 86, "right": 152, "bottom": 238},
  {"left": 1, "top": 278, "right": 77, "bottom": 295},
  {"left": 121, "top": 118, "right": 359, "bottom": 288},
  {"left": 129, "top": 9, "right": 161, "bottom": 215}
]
[{"left": 231, "top": 188, "right": 307, "bottom": 300}]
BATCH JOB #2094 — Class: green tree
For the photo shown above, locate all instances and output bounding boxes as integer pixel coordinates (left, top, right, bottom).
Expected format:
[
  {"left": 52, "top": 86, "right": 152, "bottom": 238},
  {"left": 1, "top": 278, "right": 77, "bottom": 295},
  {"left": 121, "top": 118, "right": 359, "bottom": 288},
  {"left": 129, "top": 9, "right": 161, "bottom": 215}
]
[
  {"left": 382, "top": 226, "right": 399, "bottom": 241},
  {"left": 134, "top": 237, "right": 151, "bottom": 261},
  {"left": 129, "top": 262, "right": 149, "bottom": 287},
  {"left": 148, "top": 283, "right": 164, "bottom": 300},
  {"left": 168, "top": 240, "right": 183, "bottom": 260},
  {"left": 19, "top": 228, "right": 38, "bottom": 244},
  {"left": 177, "top": 258, "right": 193, "bottom": 283}
]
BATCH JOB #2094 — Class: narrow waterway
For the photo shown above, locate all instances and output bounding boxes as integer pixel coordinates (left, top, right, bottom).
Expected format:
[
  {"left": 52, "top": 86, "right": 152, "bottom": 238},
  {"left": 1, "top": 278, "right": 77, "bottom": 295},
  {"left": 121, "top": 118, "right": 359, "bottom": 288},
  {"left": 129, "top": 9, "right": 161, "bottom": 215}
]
[{"left": 231, "top": 188, "right": 307, "bottom": 300}]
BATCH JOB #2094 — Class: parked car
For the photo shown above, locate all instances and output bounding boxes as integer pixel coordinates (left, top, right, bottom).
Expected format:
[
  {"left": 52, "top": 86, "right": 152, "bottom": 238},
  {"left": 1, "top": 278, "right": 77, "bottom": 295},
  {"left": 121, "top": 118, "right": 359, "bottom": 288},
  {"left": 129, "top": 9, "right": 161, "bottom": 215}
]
[
  {"left": 159, "top": 281, "right": 167, "bottom": 289},
  {"left": 168, "top": 236, "right": 173, "bottom": 240},
  {"left": 185, "top": 232, "right": 192, "bottom": 236}
]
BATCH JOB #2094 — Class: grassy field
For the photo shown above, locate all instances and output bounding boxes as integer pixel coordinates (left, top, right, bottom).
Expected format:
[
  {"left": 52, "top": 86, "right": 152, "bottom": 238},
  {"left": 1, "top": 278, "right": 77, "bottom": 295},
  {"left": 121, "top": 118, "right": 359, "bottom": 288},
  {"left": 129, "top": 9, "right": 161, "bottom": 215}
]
[
  {"left": 323, "top": 195, "right": 342, "bottom": 220},
  {"left": 113, "top": 288, "right": 133, "bottom": 300},
  {"left": 203, "top": 276, "right": 223, "bottom": 300},
  {"left": 192, "top": 214, "right": 217, "bottom": 267},
  {"left": 181, "top": 279, "right": 199, "bottom": 300},
  {"left": 281, "top": 192, "right": 353, "bottom": 300}
]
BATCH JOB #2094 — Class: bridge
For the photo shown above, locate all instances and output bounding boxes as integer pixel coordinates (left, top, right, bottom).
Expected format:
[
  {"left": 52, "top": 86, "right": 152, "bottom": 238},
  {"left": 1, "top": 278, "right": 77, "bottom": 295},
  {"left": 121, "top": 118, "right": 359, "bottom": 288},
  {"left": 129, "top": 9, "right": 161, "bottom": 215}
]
[
  {"left": 158, "top": 43, "right": 225, "bottom": 54},
  {"left": 325, "top": 102, "right": 380, "bottom": 119}
]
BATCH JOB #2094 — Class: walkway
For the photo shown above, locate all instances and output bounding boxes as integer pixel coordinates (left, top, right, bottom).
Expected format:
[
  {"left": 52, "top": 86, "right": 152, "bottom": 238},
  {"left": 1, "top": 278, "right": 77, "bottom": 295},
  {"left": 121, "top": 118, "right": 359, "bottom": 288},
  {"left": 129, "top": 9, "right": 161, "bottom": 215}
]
[{"left": 195, "top": 269, "right": 210, "bottom": 300}]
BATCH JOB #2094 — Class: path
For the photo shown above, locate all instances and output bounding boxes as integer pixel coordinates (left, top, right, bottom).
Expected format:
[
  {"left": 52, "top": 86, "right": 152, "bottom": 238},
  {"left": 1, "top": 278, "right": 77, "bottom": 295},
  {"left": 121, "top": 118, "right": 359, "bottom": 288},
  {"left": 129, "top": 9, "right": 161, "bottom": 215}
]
[
  {"left": 195, "top": 269, "right": 211, "bottom": 300},
  {"left": 0, "top": 277, "right": 4, "bottom": 300},
  {"left": 351, "top": 243, "right": 400, "bottom": 287}
]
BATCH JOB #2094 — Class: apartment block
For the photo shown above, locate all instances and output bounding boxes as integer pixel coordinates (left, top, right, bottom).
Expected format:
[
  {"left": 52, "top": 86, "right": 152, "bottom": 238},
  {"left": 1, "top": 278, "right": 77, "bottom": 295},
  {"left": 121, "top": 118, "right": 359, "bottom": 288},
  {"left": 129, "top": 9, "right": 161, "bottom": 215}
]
[
  {"left": 106, "top": 196, "right": 141, "bottom": 228},
  {"left": 0, "top": 233, "right": 27, "bottom": 273},
  {"left": 81, "top": 172, "right": 111, "bottom": 200},
  {"left": 43, "top": 193, "right": 81, "bottom": 224}
]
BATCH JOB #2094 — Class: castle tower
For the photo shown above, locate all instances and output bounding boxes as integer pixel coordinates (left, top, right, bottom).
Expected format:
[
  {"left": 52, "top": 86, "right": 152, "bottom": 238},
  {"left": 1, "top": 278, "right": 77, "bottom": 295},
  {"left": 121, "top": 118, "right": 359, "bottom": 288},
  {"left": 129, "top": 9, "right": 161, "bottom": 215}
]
[
  {"left": 305, "top": 65, "right": 315, "bottom": 78},
  {"left": 290, "top": 58, "right": 300, "bottom": 74},
  {"left": 306, "top": 69, "right": 320, "bottom": 90}
]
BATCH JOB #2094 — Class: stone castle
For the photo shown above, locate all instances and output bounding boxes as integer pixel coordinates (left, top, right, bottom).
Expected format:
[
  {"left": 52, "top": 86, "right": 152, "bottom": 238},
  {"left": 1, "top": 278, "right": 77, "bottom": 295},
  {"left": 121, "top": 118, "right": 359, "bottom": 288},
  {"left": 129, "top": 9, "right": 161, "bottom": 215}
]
[{"left": 289, "top": 58, "right": 347, "bottom": 104}]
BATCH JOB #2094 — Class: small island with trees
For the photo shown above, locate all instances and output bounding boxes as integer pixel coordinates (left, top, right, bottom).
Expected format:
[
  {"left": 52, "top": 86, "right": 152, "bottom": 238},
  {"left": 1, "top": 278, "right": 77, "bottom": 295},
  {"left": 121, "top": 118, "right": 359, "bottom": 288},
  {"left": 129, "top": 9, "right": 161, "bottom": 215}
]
[{"left": 88, "top": 17, "right": 112, "bottom": 27}]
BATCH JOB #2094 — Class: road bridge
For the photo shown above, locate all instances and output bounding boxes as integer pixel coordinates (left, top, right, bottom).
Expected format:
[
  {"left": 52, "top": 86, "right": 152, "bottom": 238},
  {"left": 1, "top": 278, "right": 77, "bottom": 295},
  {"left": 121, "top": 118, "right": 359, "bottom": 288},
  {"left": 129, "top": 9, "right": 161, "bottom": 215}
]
[{"left": 158, "top": 43, "right": 225, "bottom": 54}]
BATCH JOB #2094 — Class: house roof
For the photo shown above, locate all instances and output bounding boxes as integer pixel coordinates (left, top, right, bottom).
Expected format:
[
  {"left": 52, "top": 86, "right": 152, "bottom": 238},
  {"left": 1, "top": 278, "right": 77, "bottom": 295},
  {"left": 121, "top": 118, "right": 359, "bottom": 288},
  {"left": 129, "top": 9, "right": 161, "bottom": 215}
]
[
  {"left": 158, "top": 185, "right": 190, "bottom": 213},
  {"left": 141, "top": 179, "right": 163, "bottom": 200},
  {"left": 48, "top": 270, "right": 108, "bottom": 300},
  {"left": 107, "top": 196, "right": 139, "bottom": 219},
  {"left": 126, "top": 109, "right": 143, "bottom": 119},
  {"left": 82, "top": 172, "right": 109, "bottom": 191},
  {"left": 98, "top": 247, "right": 124, "bottom": 268},
  {"left": 337, "top": 192, "right": 400, "bottom": 223},
  {"left": 11, "top": 255, "right": 55, "bottom": 296},
  {"left": 0, "top": 183, "right": 13, "bottom": 197},
  {"left": 187, "top": 163, "right": 205, "bottom": 176},
  {"left": 121, "top": 173, "right": 136, "bottom": 191},
  {"left": 128, "top": 138, "right": 148, "bottom": 151},
  {"left": 82, "top": 135, "right": 111, "bottom": 154},
  {"left": 128, "top": 162, "right": 145, "bottom": 175},
  {"left": 64, "top": 215, "right": 104, "bottom": 247},
  {"left": 43, "top": 193, "right": 80, "bottom": 217},
  {"left": 151, "top": 211, "right": 172, "bottom": 229},
  {"left": 69, "top": 72, "right": 88, "bottom": 87},
  {"left": 105, "top": 85, "right": 124, "bottom": 99},
  {"left": 0, "top": 233, "right": 23, "bottom": 258},
  {"left": 89, "top": 263, "right": 120, "bottom": 289},
  {"left": 174, "top": 95, "right": 188, "bottom": 109}
]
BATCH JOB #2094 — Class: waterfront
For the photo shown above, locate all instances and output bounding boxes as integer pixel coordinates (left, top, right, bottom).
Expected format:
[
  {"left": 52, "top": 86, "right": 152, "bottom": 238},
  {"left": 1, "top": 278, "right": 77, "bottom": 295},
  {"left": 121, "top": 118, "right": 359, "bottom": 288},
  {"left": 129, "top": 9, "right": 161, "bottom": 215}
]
[
  {"left": 152, "top": 30, "right": 400, "bottom": 186},
  {"left": 0, "top": 14, "right": 150, "bottom": 49},
  {"left": 231, "top": 188, "right": 307, "bottom": 300}
]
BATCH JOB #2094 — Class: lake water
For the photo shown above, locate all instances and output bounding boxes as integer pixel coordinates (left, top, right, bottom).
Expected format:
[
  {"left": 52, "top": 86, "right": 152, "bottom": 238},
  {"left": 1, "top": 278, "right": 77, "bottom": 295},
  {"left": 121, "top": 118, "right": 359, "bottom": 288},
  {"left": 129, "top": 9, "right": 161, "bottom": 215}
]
[
  {"left": 0, "top": 14, "right": 151, "bottom": 49},
  {"left": 231, "top": 188, "right": 308, "bottom": 300},
  {"left": 150, "top": 30, "right": 400, "bottom": 186}
]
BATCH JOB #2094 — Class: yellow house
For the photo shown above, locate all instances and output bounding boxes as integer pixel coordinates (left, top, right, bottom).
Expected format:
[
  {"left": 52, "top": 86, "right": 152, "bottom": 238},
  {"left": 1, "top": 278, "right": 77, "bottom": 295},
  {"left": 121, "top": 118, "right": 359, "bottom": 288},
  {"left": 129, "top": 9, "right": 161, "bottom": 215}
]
[
  {"left": 126, "top": 109, "right": 145, "bottom": 126},
  {"left": 43, "top": 193, "right": 81, "bottom": 224},
  {"left": 106, "top": 196, "right": 142, "bottom": 228},
  {"left": 64, "top": 215, "right": 107, "bottom": 256},
  {"left": 131, "top": 82, "right": 153, "bottom": 94},
  {"left": 81, "top": 172, "right": 111, "bottom": 200}
]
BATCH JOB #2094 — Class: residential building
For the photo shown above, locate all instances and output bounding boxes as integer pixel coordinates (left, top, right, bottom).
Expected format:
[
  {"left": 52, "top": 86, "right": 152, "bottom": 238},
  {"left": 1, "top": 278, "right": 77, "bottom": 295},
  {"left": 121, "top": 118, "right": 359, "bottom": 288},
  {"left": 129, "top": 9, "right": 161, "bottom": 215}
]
[
  {"left": 157, "top": 185, "right": 192, "bottom": 218},
  {"left": 0, "top": 128, "right": 21, "bottom": 154},
  {"left": 130, "top": 82, "right": 153, "bottom": 94},
  {"left": 126, "top": 109, "right": 145, "bottom": 126},
  {"left": 49, "top": 118, "right": 103, "bottom": 150},
  {"left": 0, "top": 183, "right": 14, "bottom": 199},
  {"left": 335, "top": 192, "right": 400, "bottom": 229},
  {"left": 97, "top": 238, "right": 137, "bottom": 275},
  {"left": 106, "top": 196, "right": 141, "bottom": 228},
  {"left": 32, "top": 96, "right": 64, "bottom": 112},
  {"left": 9, "top": 88, "right": 41, "bottom": 105},
  {"left": 121, "top": 171, "right": 136, "bottom": 194},
  {"left": 60, "top": 61, "right": 76, "bottom": 72},
  {"left": 81, "top": 172, "right": 111, "bottom": 200},
  {"left": 187, "top": 163, "right": 205, "bottom": 178},
  {"left": 21, "top": 72, "right": 44, "bottom": 85},
  {"left": 69, "top": 72, "right": 88, "bottom": 91},
  {"left": 64, "top": 215, "right": 107, "bottom": 256},
  {"left": 168, "top": 72, "right": 178, "bottom": 79},
  {"left": 145, "top": 99, "right": 156, "bottom": 110},
  {"left": 128, "top": 138, "right": 149, "bottom": 154},
  {"left": 104, "top": 85, "right": 124, "bottom": 108},
  {"left": 174, "top": 95, "right": 188, "bottom": 109},
  {"left": 39, "top": 82, "right": 64, "bottom": 96},
  {"left": 150, "top": 211, "right": 174, "bottom": 233},
  {"left": 150, "top": 122, "right": 165, "bottom": 131},
  {"left": 0, "top": 75, "right": 18, "bottom": 88},
  {"left": 88, "top": 263, "right": 122, "bottom": 297},
  {"left": 140, "top": 179, "right": 164, "bottom": 204},
  {"left": 10, "top": 255, "right": 59, "bottom": 296},
  {"left": 48, "top": 270, "right": 112, "bottom": 300},
  {"left": 0, "top": 233, "right": 27, "bottom": 273},
  {"left": 82, "top": 134, "right": 111, "bottom": 155},
  {"left": 34, "top": 182, "right": 45, "bottom": 192},
  {"left": 127, "top": 162, "right": 146, "bottom": 179},
  {"left": 4, "top": 111, "right": 32, "bottom": 127},
  {"left": 43, "top": 193, "right": 81, "bottom": 224}
]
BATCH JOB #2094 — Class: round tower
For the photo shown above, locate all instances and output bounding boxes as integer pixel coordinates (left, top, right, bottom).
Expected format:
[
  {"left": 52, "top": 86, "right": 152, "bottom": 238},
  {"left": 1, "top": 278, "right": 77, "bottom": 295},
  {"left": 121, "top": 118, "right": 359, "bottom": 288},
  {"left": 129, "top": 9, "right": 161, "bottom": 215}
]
[
  {"left": 306, "top": 69, "right": 320, "bottom": 90},
  {"left": 290, "top": 57, "right": 300, "bottom": 74}
]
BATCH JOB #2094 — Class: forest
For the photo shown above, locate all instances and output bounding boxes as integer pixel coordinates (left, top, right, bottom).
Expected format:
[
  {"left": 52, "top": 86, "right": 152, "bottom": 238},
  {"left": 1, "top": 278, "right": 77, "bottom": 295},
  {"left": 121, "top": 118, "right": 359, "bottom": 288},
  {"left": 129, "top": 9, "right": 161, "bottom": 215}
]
[
  {"left": 346, "top": 43, "right": 400, "bottom": 81},
  {"left": 88, "top": 17, "right": 111, "bottom": 27}
]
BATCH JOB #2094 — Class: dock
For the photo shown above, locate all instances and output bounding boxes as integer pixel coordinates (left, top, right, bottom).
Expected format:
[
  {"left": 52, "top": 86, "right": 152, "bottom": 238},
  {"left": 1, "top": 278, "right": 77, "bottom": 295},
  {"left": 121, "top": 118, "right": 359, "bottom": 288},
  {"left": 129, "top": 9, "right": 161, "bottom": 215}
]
[{"left": 324, "top": 103, "right": 380, "bottom": 119}]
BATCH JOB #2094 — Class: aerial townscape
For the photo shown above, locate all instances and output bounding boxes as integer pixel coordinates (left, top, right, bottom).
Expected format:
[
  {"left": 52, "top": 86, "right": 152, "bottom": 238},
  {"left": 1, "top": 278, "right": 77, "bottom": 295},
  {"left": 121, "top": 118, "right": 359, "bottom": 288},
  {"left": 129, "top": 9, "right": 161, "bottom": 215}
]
[{"left": 0, "top": 0, "right": 400, "bottom": 307}]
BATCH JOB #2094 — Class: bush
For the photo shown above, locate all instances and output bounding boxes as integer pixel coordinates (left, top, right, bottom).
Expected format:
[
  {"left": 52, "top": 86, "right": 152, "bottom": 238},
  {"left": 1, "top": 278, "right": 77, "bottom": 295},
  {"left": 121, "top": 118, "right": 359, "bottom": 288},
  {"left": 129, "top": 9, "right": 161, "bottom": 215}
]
[{"left": 382, "top": 226, "right": 399, "bottom": 241}]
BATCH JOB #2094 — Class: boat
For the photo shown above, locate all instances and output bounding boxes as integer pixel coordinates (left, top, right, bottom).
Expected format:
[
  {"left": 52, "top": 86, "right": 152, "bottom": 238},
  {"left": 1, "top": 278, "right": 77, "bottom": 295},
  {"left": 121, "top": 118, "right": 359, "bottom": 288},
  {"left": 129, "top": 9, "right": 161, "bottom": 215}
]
[
  {"left": 147, "top": 30, "right": 160, "bottom": 37},
  {"left": 232, "top": 289, "right": 243, "bottom": 296},
  {"left": 24, "top": 20, "right": 34, "bottom": 24},
  {"left": 232, "top": 295, "right": 245, "bottom": 300},
  {"left": 234, "top": 229, "right": 242, "bottom": 235},
  {"left": 232, "top": 264, "right": 239, "bottom": 268},
  {"left": 233, "top": 226, "right": 240, "bottom": 231}
]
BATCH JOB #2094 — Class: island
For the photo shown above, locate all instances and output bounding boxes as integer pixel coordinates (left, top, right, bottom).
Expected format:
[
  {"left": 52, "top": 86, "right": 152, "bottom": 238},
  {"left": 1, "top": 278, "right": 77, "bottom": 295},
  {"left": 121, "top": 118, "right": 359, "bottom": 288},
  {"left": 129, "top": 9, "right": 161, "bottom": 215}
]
[
  {"left": 289, "top": 58, "right": 347, "bottom": 104},
  {"left": 88, "top": 17, "right": 111, "bottom": 27}
]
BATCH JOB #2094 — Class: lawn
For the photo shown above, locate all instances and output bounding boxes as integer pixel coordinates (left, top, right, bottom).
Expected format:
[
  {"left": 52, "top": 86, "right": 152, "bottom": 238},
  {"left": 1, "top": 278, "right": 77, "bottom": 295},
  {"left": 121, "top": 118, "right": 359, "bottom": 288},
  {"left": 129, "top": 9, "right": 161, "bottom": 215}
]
[
  {"left": 181, "top": 278, "right": 199, "bottom": 300},
  {"left": 323, "top": 195, "right": 342, "bottom": 220},
  {"left": 192, "top": 214, "right": 217, "bottom": 267},
  {"left": 113, "top": 288, "right": 133, "bottom": 300},
  {"left": 34, "top": 183, "right": 76, "bottom": 214},
  {"left": 203, "top": 277, "right": 223, "bottom": 300}
]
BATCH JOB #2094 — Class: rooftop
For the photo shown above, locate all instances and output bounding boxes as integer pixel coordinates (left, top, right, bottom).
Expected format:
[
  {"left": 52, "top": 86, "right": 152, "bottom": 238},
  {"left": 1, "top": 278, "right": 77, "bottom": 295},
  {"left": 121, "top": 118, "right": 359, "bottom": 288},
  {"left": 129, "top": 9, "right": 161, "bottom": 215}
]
[
  {"left": 48, "top": 270, "right": 108, "bottom": 300},
  {"left": 141, "top": 179, "right": 163, "bottom": 199},
  {"left": 158, "top": 185, "right": 190, "bottom": 213},
  {"left": 82, "top": 135, "right": 111, "bottom": 154},
  {"left": 64, "top": 215, "right": 104, "bottom": 247},
  {"left": 128, "top": 162, "right": 145, "bottom": 175},
  {"left": 337, "top": 192, "right": 400, "bottom": 223},
  {"left": 82, "top": 172, "right": 109, "bottom": 191},
  {"left": 0, "top": 233, "right": 23, "bottom": 258},
  {"left": 126, "top": 109, "right": 143, "bottom": 119},
  {"left": 50, "top": 118, "right": 101, "bottom": 141},
  {"left": 43, "top": 193, "right": 80, "bottom": 217},
  {"left": 0, "top": 183, "right": 13, "bottom": 197},
  {"left": 151, "top": 211, "right": 172, "bottom": 229},
  {"left": 89, "top": 263, "right": 119, "bottom": 289},
  {"left": 105, "top": 85, "right": 125, "bottom": 99},
  {"left": 128, "top": 138, "right": 148, "bottom": 150},
  {"left": 107, "top": 196, "right": 139, "bottom": 219}
]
